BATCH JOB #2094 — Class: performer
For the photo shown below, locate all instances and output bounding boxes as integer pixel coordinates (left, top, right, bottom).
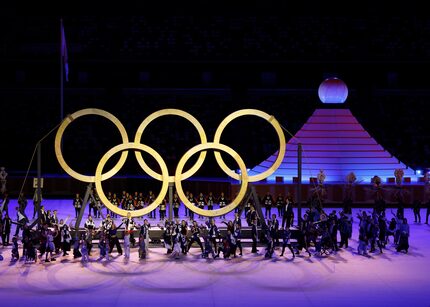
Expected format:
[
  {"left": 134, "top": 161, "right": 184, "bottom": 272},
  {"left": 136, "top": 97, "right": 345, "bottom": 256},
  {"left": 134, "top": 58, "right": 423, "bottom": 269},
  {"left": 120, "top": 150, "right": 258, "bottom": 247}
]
[
  {"left": 170, "top": 225, "right": 182, "bottom": 259},
  {"left": 263, "top": 192, "right": 274, "bottom": 219},
  {"left": 338, "top": 211, "right": 351, "bottom": 248},
  {"left": 146, "top": 191, "right": 155, "bottom": 219},
  {"left": 84, "top": 215, "right": 95, "bottom": 231},
  {"left": 246, "top": 205, "right": 258, "bottom": 227},
  {"left": 111, "top": 193, "right": 120, "bottom": 218},
  {"left": 32, "top": 189, "right": 43, "bottom": 219},
  {"left": 73, "top": 193, "right": 83, "bottom": 218},
  {"left": 159, "top": 198, "right": 167, "bottom": 221},
  {"left": 264, "top": 233, "right": 274, "bottom": 258},
  {"left": 233, "top": 212, "right": 242, "bottom": 229},
  {"left": 202, "top": 231, "right": 216, "bottom": 259},
  {"left": 2, "top": 212, "right": 11, "bottom": 246},
  {"left": 426, "top": 200, "right": 430, "bottom": 224},
  {"left": 282, "top": 193, "right": 294, "bottom": 228},
  {"left": 0, "top": 192, "right": 10, "bottom": 215},
  {"left": 188, "top": 193, "right": 196, "bottom": 221},
  {"left": 234, "top": 223, "right": 243, "bottom": 256},
  {"left": 207, "top": 192, "right": 215, "bottom": 210},
  {"left": 80, "top": 233, "right": 89, "bottom": 263},
  {"left": 197, "top": 193, "right": 206, "bottom": 219},
  {"left": 180, "top": 220, "right": 188, "bottom": 254},
  {"left": 279, "top": 227, "right": 295, "bottom": 259},
  {"left": 218, "top": 192, "right": 227, "bottom": 219},
  {"left": 0, "top": 167, "right": 7, "bottom": 195},
  {"left": 138, "top": 233, "right": 146, "bottom": 259},
  {"left": 244, "top": 197, "right": 254, "bottom": 219},
  {"left": 251, "top": 218, "right": 259, "bottom": 253},
  {"left": 276, "top": 193, "right": 285, "bottom": 217},
  {"left": 98, "top": 234, "right": 110, "bottom": 261},
  {"left": 94, "top": 191, "right": 102, "bottom": 219},
  {"left": 44, "top": 228, "right": 57, "bottom": 262},
  {"left": 187, "top": 221, "right": 203, "bottom": 253},
  {"left": 396, "top": 218, "right": 410, "bottom": 253},
  {"left": 51, "top": 209, "right": 59, "bottom": 225},
  {"left": 123, "top": 212, "right": 137, "bottom": 259},
  {"left": 11, "top": 235, "right": 19, "bottom": 261},
  {"left": 108, "top": 222, "right": 123, "bottom": 255},
  {"left": 207, "top": 218, "right": 219, "bottom": 254},
  {"left": 172, "top": 192, "right": 180, "bottom": 219},
  {"left": 60, "top": 222, "right": 72, "bottom": 256},
  {"left": 413, "top": 200, "right": 421, "bottom": 223},
  {"left": 14, "top": 206, "right": 28, "bottom": 236},
  {"left": 101, "top": 215, "right": 113, "bottom": 234},
  {"left": 139, "top": 219, "right": 151, "bottom": 254},
  {"left": 18, "top": 193, "right": 28, "bottom": 215},
  {"left": 268, "top": 214, "right": 279, "bottom": 246}
]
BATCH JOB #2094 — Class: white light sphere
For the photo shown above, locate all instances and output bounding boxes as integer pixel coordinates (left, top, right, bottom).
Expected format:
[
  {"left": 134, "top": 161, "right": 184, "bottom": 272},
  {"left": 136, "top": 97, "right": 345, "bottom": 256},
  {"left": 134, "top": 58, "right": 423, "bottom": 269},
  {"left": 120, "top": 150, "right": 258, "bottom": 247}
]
[{"left": 318, "top": 77, "right": 348, "bottom": 104}]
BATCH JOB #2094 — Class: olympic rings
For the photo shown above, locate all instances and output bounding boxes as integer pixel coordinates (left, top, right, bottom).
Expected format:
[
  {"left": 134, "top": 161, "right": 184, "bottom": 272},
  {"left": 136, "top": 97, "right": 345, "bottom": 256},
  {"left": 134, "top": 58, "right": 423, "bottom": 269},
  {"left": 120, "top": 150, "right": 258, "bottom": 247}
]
[
  {"left": 174, "top": 143, "right": 248, "bottom": 217},
  {"left": 94, "top": 142, "right": 169, "bottom": 218},
  {"left": 56, "top": 108, "right": 285, "bottom": 218},
  {"left": 213, "top": 109, "right": 286, "bottom": 182},
  {"left": 134, "top": 109, "right": 207, "bottom": 183},
  {"left": 55, "top": 108, "right": 129, "bottom": 183}
]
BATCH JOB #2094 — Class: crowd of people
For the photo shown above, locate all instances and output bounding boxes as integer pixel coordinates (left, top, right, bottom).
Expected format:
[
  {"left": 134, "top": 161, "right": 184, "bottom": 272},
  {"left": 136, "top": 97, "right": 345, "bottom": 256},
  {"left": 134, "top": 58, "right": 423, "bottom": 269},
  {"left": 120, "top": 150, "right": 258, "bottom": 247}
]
[{"left": 1, "top": 187, "right": 427, "bottom": 264}]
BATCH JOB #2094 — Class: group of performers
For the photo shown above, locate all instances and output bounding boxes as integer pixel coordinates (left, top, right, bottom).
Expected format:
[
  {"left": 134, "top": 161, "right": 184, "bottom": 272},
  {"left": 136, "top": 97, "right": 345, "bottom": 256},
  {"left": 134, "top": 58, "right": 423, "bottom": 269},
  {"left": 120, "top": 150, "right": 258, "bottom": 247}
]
[
  {"left": 1, "top": 186, "right": 428, "bottom": 264},
  {"left": 72, "top": 189, "right": 231, "bottom": 221}
]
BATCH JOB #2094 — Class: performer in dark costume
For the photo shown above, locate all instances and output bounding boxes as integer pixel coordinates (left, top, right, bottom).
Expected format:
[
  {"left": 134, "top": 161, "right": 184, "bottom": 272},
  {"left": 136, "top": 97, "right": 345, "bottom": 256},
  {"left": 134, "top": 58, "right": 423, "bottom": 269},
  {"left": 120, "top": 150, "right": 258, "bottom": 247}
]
[
  {"left": 218, "top": 192, "right": 227, "bottom": 219},
  {"left": 279, "top": 227, "right": 295, "bottom": 259},
  {"left": 111, "top": 193, "right": 119, "bottom": 218},
  {"left": 413, "top": 200, "right": 421, "bottom": 223},
  {"left": 263, "top": 192, "right": 274, "bottom": 219},
  {"left": 73, "top": 193, "right": 83, "bottom": 218},
  {"left": 188, "top": 193, "right": 196, "bottom": 221},
  {"left": 1, "top": 192, "right": 10, "bottom": 216},
  {"left": 396, "top": 218, "right": 410, "bottom": 253},
  {"left": 108, "top": 222, "right": 123, "bottom": 255},
  {"left": 276, "top": 193, "right": 284, "bottom": 218},
  {"left": 207, "top": 218, "right": 219, "bottom": 254},
  {"left": 172, "top": 192, "right": 180, "bottom": 219},
  {"left": 2, "top": 212, "right": 11, "bottom": 246},
  {"left": 282, "top": 193, "right": 294, "bottom": 228},
  {"left": 251, "top": 218, "right": 259, "bottom": 253},
  {"left": 425, "top": 200, "right": 430, "bottom": 224},
  {"left": 139, "top": 219, "right": 151, "bottom": 254},
  {"left": 234, "top": 223, "right": 243, "bottom": 256},
  {"left": 197, "top": 193, "right": 206, "bottom": 219},
  {"left": 187, "top": 221, "right": 203, "bottom": 253},
  {"left": 207, "top": 192, "right": 215, "bottom": 210}
]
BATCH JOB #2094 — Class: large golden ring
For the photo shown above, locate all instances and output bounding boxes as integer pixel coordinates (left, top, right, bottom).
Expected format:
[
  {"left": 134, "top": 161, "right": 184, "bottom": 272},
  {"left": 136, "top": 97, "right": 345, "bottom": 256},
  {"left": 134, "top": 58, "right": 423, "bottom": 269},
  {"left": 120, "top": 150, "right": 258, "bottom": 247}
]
[
  {"left": 174, "top": 142, "right": 248, "bottom": 217},
  {"left": 94, "top": 142, "right": 169, "bottom": 218},
  {"left": 134, "top": 109, "right": 208, "bottom": 183},
  {"left": 55, "top": 108, "right": 129, "bottom": 183},
  {"left": 213, "top": 109, "right": 286, "bottom": 182}
]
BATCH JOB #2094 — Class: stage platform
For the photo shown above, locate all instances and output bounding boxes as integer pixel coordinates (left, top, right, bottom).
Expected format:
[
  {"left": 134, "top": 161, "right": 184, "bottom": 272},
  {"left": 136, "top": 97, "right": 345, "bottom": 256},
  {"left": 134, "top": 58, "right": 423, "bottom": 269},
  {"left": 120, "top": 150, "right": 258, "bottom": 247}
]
[{"left": 1, "top": 204, "right": 430, "bottom": 307}]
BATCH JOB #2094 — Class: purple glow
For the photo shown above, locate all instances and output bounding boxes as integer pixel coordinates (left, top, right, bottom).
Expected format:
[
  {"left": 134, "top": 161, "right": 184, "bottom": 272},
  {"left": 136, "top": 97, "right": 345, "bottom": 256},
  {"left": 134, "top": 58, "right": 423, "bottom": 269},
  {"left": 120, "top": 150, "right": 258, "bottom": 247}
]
[{"left": 251, "top": 109, "right": 416, "bottom": 183}]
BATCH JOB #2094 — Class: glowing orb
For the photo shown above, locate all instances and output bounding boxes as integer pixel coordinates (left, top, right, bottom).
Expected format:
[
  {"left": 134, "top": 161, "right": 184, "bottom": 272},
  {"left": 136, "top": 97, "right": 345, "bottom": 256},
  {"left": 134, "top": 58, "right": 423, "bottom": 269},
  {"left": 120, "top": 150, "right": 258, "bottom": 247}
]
[{"left": 318, "top": 77, "right": 348, "bottom": 104}]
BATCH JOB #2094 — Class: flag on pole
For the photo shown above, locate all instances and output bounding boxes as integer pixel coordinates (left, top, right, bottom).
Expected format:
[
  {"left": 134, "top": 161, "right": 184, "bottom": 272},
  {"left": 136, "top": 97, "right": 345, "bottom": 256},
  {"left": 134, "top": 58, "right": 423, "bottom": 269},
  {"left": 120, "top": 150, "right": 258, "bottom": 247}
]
[{"left": 61, "top": 20, "right": 69, "bottom": 82}]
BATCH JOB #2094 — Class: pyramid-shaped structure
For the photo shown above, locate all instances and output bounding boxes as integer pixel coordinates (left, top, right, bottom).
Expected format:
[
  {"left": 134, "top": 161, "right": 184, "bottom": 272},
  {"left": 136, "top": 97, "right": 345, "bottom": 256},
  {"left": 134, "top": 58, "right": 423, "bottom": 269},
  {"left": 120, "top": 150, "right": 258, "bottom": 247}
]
[{"left": 249, "top": 109, "right": 417, "bottom": 183}]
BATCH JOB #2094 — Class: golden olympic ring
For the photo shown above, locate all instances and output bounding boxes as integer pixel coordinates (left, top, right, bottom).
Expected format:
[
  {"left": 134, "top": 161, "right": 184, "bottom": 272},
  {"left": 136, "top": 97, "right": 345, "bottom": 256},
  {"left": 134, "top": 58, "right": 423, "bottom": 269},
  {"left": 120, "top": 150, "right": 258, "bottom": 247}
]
[
  {"left": 174, "top": 143, "right": 249, "bottom": 217},
  {"left": 94, "top": 142, "right": 169, "bottom": 218},
  {"left": 134, "top": 109, "right": 207, "bottom": 183},
  {"left": 55, "top": 108, "right": 129, "bottom": 183},
  {"left": 213, "top": 109, "right": 286, "bottom": 182},
  {"left": 55, "top": 108, "right": 285, "bottom": 217}
]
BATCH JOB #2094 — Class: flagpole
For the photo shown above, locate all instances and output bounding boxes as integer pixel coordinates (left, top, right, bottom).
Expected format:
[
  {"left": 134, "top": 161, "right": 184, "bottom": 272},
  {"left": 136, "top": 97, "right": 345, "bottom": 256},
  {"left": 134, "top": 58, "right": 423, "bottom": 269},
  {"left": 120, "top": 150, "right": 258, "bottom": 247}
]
[{"left": 60, "top": 18, "right": 64, "bottom": 120}]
